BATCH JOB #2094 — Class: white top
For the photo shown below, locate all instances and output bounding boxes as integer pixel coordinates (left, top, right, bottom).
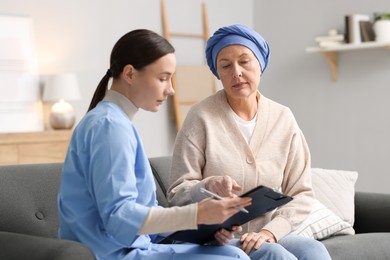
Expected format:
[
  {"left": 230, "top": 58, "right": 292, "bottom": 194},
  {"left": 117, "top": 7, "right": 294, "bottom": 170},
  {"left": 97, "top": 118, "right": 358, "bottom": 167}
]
[{"left": 231, "top": 110, "right": 257, "bottom": 143}]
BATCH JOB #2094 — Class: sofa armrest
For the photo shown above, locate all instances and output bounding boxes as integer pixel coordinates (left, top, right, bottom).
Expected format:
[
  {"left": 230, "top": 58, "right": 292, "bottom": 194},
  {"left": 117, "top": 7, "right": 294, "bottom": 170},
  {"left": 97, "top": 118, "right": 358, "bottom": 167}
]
[
  {"left": 354, "top": 191, "right": 390, "bottom": 233},
  {"left": 0, "top": 231, "right": 95, "bottom": 260}
]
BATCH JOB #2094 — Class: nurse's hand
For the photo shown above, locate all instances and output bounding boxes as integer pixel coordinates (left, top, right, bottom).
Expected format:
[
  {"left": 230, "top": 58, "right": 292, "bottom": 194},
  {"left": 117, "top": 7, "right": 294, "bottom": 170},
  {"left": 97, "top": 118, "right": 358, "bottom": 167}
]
[
  {"left": 205, "top": 175, "right": 242, "bottom": 198},
  {"left": 197, "top": 196, "right": 251, "bottom": 225},
  {"left": 214, "top": 226, "right": 242, "bottom": 245}
]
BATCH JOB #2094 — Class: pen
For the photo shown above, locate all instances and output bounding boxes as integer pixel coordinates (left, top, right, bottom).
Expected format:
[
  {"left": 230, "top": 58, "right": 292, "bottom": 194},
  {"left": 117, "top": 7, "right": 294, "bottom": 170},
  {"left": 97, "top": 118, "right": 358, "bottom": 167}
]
[{"left": 200, "top": 187, "right": 249, "bottom": 214}]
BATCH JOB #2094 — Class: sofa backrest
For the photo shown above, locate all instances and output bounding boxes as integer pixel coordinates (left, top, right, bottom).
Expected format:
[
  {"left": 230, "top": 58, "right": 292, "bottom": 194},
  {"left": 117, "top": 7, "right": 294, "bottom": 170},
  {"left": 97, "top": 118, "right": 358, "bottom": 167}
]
[
  {"left": 149, "top": 156, "right": 172, "bottom": 207},
  {"left": 0, "top": 157, "right": 171, "bottom": 239},
  {"left": 0, "top": 163, "right": 63, "bottom": 239}
]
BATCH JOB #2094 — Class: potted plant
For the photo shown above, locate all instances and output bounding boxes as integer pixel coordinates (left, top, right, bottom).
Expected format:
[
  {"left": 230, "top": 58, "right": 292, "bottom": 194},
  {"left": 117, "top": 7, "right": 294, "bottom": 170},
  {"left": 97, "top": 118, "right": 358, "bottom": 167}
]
[{"left": 373, "top": 12, "right": 390, "bottom": 42}]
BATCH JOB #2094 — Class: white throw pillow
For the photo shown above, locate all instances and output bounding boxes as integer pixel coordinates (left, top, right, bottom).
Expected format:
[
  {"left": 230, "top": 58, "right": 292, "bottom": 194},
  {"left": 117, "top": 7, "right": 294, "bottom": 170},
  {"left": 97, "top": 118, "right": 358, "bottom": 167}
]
[
  {"left": 294, "top": 168, "right": 358, "bottom": 240},
  {"left": 311, "top": 168, "right": 358, "bottom": 226},
  {"left": 294, "top": 199, "right": 354, "bottom": 240}
]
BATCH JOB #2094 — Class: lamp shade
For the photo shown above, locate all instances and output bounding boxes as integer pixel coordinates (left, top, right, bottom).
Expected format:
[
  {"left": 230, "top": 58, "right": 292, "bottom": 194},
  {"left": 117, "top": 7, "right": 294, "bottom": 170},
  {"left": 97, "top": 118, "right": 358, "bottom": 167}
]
[{"left": 43, "top": 73, "right": 81, "bottom": 101}]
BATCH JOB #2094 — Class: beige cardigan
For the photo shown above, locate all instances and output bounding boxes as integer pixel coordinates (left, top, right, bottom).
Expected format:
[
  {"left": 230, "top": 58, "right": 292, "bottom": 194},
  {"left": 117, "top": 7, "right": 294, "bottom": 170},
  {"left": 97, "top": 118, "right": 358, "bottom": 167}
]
[{"left": 168, "top": 90, "right": 314, "bottom": 241}]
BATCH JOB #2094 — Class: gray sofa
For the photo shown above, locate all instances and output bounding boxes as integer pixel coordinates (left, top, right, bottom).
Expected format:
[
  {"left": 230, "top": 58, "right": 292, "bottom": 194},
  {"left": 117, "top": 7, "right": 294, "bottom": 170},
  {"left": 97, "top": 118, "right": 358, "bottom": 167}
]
[
  {"left": 1, "top": 156, "right": 390, "bottom": 260},
  {"left": 0, "top": 163, "right": 95, "bottom": 260}
]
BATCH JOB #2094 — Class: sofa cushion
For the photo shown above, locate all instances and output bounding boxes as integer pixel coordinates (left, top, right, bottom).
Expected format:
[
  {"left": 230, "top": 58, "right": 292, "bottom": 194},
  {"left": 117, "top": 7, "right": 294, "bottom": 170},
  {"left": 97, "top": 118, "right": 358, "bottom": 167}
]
[
  {"left": 0, "top": 163, "right": 63, "bottom": 238},
  {"left": 322, "top": 233, "right": 390, "bottom": 260},
  {"left": 0, "top": 231, "right": 94, "bottom": 260}
]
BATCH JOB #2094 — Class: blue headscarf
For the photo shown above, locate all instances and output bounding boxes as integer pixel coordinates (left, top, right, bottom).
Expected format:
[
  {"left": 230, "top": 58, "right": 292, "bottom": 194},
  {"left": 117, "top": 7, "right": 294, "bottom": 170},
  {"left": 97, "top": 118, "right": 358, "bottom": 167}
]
[{"left": 205, "top": 24, "right": 270, "bottom": 79}]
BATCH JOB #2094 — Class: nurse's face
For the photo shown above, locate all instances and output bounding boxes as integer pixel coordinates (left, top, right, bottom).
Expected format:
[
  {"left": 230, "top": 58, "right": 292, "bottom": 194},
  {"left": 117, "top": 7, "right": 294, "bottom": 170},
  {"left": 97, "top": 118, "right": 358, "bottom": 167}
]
[
  {"left": 216, "top": 45, "right": 261, "bottom": 101},
  {"left": 131, "top": 53, "right": 176, "bottom": 112}
]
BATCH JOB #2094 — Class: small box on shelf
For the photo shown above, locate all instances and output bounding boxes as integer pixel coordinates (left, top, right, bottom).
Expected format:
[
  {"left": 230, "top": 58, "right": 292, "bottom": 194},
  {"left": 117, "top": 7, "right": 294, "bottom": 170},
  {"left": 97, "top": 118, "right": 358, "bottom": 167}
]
[{"left": 314, "top": 29, "right": 345, "bottom": 48}]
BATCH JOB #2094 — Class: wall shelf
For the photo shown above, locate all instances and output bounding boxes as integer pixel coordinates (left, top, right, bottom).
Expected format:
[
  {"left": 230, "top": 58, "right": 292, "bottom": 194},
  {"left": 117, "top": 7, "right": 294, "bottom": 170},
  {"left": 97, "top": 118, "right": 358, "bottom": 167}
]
[{"left": 306, "top": 41, "right": 390, "bottom": 81}]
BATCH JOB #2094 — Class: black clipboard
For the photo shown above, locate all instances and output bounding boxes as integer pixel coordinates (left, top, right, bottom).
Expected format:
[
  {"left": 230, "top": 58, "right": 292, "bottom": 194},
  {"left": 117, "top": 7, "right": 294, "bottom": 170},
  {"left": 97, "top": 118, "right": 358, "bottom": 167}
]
[{"left": 163, "top": 185, "right": 293, "bottom": 244}]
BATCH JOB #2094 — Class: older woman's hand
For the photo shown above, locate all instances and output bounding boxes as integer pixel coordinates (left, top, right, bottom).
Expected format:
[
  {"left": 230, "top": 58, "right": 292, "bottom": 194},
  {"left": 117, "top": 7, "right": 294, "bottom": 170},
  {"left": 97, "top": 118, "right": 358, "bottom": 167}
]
[
  {"left": 240, "top": 229, "right": 276, "bottom": 254},
  {"left": 205, "top": 175, "right": 242, "bottom": 197}
]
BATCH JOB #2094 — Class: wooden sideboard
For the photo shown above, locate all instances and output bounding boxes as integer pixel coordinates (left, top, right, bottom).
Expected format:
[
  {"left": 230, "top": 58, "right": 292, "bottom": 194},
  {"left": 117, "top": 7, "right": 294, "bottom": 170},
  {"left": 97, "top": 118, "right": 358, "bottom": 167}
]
[{"left": 0, "top": 130, "right": 72, "bottom": 165}]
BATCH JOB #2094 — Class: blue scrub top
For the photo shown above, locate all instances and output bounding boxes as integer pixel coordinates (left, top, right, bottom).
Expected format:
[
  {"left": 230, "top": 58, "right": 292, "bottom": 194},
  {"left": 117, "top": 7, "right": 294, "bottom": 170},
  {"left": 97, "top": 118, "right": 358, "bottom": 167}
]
[{"left": 58, "top": 100, "right": 158, "bottom": 258}]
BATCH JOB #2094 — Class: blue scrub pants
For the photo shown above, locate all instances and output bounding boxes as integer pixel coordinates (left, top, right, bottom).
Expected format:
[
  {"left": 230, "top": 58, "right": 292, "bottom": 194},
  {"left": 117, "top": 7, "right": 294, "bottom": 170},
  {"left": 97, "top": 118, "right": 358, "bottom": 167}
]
[
  {"left": 229, "top": 234, "right": 331, "bottom": 260},
  {"left": 126, "top": 243, "right": 250, "bottom": 260}
]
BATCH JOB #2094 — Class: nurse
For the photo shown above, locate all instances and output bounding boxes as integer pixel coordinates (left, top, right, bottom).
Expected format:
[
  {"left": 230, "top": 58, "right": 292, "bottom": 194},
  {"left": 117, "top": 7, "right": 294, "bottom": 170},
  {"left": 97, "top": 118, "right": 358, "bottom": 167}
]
[{"left": 57, "top": 29, "right": 251, "bottom": 260}]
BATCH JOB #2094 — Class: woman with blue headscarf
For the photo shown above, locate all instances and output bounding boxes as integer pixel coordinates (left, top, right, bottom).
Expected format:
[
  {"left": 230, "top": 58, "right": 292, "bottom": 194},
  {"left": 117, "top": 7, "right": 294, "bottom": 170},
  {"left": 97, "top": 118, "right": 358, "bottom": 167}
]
[{"left": 168, "top": 24, "right": 331, "bottom": 260}]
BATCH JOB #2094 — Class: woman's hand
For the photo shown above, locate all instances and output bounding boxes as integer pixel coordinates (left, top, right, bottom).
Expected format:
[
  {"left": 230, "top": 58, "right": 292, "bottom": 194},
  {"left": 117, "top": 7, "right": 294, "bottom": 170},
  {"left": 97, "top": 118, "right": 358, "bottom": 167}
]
[
  {"left": 205, "top": 175, "right": 242, "bottom": 197},
  {"left": 240, "top": 229, "right": 276, "bottom": 254},
  {"left": 214, "top": 226, "right": 242, "bottom": 245},
  {"left": 197, "top": 196, "right": 252, "bottom": 225}
]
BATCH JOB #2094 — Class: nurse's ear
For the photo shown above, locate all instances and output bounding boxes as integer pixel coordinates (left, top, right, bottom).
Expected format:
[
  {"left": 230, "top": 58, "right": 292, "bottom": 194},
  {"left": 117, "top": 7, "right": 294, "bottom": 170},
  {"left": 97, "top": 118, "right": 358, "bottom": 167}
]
[{"left": 122, "top": 64, "right": 134, "bottom": 85}]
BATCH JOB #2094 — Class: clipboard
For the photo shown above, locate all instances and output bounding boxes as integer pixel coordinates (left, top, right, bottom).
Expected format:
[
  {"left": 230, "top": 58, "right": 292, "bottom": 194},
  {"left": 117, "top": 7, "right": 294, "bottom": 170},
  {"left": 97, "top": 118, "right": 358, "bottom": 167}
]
[{"left": 163, "top": 185, "right": 293, "bottom": 244}]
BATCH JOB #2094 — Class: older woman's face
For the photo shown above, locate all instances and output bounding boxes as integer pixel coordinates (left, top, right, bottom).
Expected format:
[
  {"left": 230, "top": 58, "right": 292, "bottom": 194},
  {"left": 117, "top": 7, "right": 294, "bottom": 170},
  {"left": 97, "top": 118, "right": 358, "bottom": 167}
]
[{"left": 216, "top": 45, "right": 261, "bottom": 100}]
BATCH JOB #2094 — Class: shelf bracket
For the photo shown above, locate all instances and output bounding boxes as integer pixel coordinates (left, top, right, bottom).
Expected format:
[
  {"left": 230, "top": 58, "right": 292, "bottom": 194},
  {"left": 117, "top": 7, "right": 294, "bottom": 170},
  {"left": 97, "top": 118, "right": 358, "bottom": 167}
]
[{"left": 320, "top": 51, "right": 338, "bottom": 81}]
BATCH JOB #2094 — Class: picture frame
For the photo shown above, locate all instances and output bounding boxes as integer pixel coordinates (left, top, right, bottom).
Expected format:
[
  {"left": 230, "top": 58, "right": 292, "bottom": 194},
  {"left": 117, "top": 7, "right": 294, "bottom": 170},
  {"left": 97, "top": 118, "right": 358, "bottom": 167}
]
[{"left": 0, "top": 15, "right": 43, "bottom": 133}]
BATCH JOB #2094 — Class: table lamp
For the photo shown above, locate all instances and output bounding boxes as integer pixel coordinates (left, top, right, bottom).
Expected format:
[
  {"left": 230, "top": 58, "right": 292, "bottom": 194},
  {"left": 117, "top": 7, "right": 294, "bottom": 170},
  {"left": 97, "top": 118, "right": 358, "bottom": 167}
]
[{"left": 43, "top": 73, "right": 81, "bottom": 130}]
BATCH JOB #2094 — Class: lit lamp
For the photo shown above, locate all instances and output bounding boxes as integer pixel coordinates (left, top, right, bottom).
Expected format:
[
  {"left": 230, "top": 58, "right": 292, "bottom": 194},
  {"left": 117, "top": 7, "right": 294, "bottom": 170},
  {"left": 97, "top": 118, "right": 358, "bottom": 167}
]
[{"left": 43, "top": 73, "right": 81, "bottom": 130}]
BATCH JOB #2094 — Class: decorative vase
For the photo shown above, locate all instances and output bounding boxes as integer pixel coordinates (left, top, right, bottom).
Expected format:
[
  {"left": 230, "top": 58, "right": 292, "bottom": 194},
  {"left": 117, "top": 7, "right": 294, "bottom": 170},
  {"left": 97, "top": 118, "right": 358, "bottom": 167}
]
[
  {"left": 373, "top": 20, "right": 390, "bottom": 42},
  {"left": 49, "top": 100, "right": 76, "bottom": 129}
]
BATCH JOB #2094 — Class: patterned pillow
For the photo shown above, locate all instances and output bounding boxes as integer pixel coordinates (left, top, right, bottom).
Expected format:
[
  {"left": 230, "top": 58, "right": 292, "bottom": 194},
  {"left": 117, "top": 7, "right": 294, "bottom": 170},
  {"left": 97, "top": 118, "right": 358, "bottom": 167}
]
[
  {"left": 311, "top": 168, "right": 358, "bottom": 226},
  {"left": 294, "top": 168, "right": 358, "bottom": 240},
  {"left": 294, "top": 199, "right": 354, "bottom": 240}
]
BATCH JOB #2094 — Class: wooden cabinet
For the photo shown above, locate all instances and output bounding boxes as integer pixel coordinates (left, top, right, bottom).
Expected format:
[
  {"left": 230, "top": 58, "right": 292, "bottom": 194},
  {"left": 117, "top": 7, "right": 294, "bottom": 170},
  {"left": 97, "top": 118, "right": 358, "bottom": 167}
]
[{"left": 0, "top": 130, "right": 72, "bottom": 165}]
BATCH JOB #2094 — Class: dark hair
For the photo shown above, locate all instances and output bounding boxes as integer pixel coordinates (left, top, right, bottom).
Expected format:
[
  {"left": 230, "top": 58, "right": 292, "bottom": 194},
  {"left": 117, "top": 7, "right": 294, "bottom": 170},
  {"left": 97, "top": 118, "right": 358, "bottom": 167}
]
[{"left": 87, "top": 29, "right": 175, "bottom": 111}]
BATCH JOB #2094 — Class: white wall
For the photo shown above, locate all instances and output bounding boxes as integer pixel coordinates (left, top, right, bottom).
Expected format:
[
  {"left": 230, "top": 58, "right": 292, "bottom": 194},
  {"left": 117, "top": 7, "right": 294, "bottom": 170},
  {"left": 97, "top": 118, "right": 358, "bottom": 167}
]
[
  {"left": 5, "top": 0, "right": 386, "bottom": 194},
  {"left": 254, "top": 1, "right": 390, "bottom": 194},
  {"left": 0, "top": 0, "right": 253, "bottom": 157}
]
